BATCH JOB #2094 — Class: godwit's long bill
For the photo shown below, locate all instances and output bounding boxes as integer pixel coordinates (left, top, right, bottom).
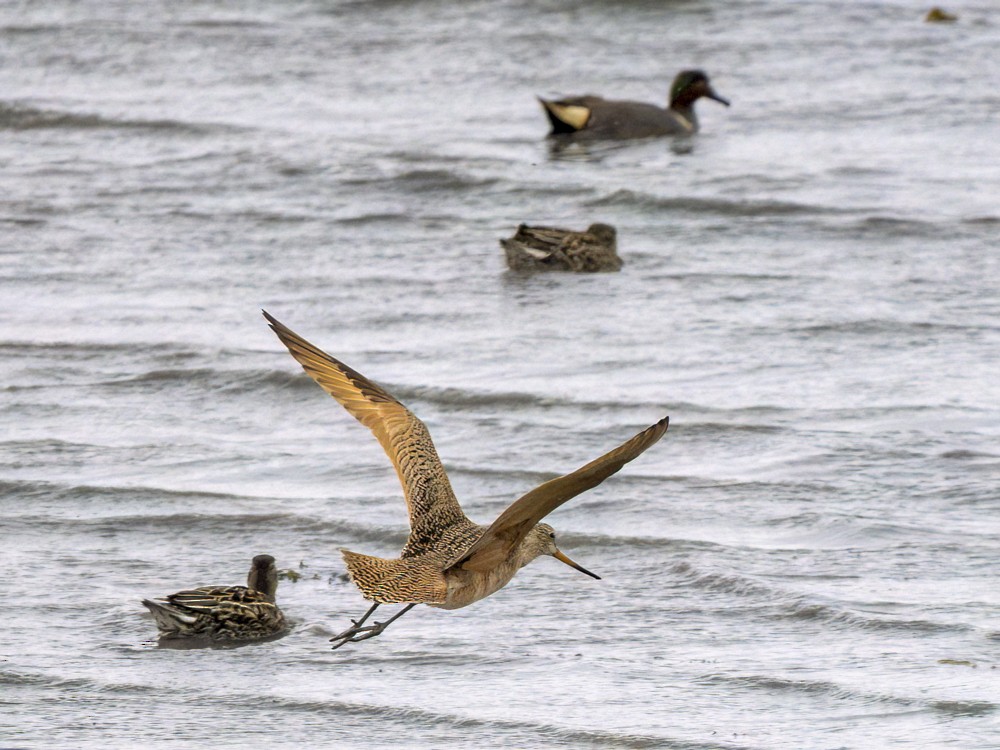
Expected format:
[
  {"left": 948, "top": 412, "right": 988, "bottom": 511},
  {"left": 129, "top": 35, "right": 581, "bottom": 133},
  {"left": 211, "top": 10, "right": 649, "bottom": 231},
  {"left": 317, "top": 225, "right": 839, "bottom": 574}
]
[{"left": 264, "top": 311, "right": 668, "bottom": 649}]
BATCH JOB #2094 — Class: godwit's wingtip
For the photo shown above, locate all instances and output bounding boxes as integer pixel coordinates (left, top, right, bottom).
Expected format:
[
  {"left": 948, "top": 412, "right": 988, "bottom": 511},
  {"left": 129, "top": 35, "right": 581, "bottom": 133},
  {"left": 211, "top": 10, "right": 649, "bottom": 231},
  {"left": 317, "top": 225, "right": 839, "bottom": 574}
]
[{"left": 262, "top": 310, "right": 292, "bottom": 338}]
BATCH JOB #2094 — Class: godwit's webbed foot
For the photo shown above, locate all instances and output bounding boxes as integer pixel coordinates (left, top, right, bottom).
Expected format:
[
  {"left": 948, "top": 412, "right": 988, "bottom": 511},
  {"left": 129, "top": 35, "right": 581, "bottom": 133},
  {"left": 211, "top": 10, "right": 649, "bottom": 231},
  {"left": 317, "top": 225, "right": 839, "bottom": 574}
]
[{"left": 329, "top": 603, "right": 416, "bottom": 651}]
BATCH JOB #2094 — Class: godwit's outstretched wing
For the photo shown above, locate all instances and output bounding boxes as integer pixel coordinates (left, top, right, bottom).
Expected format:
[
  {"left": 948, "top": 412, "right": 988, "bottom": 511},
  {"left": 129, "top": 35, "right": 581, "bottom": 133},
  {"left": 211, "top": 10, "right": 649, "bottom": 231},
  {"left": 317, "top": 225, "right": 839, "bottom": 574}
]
[
  {"left": 264, "top": 311, "right": 471, "bottom": 556},
  {"left": 453, "top": 417, "right": 668, "bottom": 572}
]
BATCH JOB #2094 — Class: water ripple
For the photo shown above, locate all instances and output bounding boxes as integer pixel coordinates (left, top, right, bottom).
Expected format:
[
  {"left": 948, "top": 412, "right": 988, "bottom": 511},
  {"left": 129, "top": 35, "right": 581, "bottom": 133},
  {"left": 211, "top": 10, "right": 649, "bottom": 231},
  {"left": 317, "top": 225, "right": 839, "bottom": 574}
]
[{"left": 0, "top": 101, "right": 226, "bottom": 135}]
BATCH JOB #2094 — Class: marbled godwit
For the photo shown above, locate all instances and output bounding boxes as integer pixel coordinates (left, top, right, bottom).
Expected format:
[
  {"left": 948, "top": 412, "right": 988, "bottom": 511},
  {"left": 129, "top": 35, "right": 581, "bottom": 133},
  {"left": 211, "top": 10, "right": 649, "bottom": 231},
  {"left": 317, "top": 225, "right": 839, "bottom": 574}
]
[
  {"left": 142, "top": 555, "right": 287, "bottom": 641},
  {"left": 264, "top": 311, "right": 668, "bottom": 649}
]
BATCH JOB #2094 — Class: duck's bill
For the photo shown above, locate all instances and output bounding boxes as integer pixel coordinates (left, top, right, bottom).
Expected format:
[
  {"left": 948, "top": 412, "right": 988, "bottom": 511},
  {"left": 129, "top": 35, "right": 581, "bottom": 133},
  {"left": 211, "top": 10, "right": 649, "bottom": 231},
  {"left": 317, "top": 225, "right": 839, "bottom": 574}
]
[
  {"left": 708, "top": 89, "right": 731, "bottom": 106},
  {"left": 553, "top": 550, "right": 601, "bottom": 580}
]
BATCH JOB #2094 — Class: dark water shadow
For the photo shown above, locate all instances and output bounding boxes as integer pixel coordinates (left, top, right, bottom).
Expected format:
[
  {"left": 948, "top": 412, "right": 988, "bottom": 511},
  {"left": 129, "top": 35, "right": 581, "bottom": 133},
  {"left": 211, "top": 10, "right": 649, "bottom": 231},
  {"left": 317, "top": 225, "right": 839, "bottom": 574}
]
[
  {"left": 545, "top": 134, "right": 695, "bottom": 161},
  {"left": 145, "top": 628, "right": 291, "bottom": 650}
]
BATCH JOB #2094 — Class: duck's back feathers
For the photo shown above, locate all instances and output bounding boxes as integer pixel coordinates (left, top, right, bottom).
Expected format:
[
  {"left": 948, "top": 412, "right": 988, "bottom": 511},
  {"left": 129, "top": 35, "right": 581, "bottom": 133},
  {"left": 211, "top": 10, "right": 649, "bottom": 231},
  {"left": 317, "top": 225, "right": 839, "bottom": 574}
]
[
  {"left": 502, "top": 222, "right": 621, "bottom": 272},
  {"left": 142, "top": 597, "right": 199, "bottom": 631},
  {"left": 541, "top": 97, "right": 694, "bottom": 139},
  {"left": 143, "top": 585, "right": 286, "bottom": 640},
  {"left": 142, "top": 557, "right": 287, "bottom": 641},
  {"left": 163, "top": 584, "right": 271, "bottom": 612}
]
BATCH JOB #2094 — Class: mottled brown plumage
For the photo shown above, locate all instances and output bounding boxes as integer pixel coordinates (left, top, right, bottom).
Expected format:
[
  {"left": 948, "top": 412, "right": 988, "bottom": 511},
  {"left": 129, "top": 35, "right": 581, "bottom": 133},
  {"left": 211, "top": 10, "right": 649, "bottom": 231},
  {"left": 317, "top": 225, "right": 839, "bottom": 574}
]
[
  {"left": 502, "top": 223, "right": 622, "bottom": 273},
  {"left": 142, "top": 554, "right": 287, "bottom": 641},
  {"left": 263, "top": 311, "right": 668, "bottom": 648}
]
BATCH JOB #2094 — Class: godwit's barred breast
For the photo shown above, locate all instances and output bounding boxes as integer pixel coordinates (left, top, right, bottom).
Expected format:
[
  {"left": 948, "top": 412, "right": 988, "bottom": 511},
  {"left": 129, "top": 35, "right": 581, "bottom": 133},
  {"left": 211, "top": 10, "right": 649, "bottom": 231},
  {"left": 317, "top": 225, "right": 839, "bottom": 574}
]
[{"left": 264, "top": 311, "right": 668, "bottom": 648}]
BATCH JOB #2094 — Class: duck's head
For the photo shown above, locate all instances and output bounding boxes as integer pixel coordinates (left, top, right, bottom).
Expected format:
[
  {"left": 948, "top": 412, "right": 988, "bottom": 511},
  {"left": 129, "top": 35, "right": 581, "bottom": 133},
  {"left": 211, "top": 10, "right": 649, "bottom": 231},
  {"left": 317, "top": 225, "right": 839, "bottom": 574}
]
[
  {"left": 670, "top": 70, "right": 730, "bottom": 108},
  {"left": 585, "top": 223, "right": 617, "bottom": 245},
  {"left": 247, "top": 554, "right": 280, "bottom": 601},
  {"left": 523, "top": 523, "right": 601, "bottom": 579}
]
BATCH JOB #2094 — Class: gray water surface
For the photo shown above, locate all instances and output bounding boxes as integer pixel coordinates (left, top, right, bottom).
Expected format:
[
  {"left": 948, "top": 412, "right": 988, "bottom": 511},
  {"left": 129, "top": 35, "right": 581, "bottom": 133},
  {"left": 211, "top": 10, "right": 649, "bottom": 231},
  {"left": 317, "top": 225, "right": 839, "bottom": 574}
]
[{"left": 2, "top": 1, "right": 999, "bottom": 748}]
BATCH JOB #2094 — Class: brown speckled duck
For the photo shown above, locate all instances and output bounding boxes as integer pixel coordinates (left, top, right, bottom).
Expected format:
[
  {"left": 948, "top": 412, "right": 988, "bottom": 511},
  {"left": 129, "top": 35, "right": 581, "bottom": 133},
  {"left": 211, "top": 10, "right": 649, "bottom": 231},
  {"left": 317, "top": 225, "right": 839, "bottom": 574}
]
[
  {"left": 539, "top": 69, "right": 729, "bottom": 140},
  {"left": 925, "top": 7, "right": 957, "bottom": 22},
  {"left": 502, "top": 222, "right": 622, "bottom": 272},
  {"left": 142, "top": 555, "right": 287, "bottom": 641},
  {"left": 263, "top": 311, "right": 668, "bottom": 649}
]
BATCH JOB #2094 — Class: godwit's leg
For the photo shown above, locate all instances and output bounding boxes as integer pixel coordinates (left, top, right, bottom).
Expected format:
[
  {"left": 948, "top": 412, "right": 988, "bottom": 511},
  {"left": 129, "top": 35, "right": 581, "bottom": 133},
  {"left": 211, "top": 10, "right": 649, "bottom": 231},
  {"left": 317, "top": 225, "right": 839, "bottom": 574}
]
[
  {"left": 329, "top": 603, "right": 416, "bottom": 650},
  {"left": 329, "top": 602, "right": 379, "bottom": 643},
  {"left": 350, "top": 602, "right": 381, "bottom": 629}
]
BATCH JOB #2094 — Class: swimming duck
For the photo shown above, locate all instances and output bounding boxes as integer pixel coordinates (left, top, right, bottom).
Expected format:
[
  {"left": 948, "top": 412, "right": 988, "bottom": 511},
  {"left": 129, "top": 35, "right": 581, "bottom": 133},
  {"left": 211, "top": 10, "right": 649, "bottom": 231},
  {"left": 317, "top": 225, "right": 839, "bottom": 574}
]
[
  {"left": 539, "top": 70, "right": 729, "bottom": 140},
  {"left": 502, "top": 222, "right": 622, "bottom": 272},
  {"left": 142, "top": 554, "right": 287, "bottom": 641},
  {"left": 925, "top": 7, "right": 957, "bottom": 22}
]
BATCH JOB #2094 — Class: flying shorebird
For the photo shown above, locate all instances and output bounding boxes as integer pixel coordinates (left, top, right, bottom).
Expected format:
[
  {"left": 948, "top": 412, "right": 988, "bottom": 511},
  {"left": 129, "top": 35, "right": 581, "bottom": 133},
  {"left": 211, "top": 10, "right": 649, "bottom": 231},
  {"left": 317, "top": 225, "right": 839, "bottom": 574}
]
[{"left": 263, "top": 311, "right": 668, "bottom": 649}]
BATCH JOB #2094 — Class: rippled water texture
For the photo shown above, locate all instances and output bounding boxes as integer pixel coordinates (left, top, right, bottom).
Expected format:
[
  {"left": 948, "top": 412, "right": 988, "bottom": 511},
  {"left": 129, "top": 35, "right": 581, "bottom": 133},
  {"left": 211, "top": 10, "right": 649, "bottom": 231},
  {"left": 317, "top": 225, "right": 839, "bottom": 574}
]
[{"left": 2, "top": 1, "right": 999, "bottom": 748}]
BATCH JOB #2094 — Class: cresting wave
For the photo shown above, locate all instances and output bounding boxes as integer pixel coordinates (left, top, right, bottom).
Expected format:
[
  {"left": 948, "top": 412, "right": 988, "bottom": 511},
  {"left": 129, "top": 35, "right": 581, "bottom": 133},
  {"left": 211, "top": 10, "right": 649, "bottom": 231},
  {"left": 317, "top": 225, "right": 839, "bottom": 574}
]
[
  {"left": 777, "top": 601, "right": 970, "bottom": 634},
  {"left": 111, "top": 363, "right": 787, "bottom": 419},
  {"left": 334, "top": 211, "right": 413, "bottom": 226},
  {"left": 0, "top": 337, "right": 825, "bottom": 424},
  {"left": 0, "top": 475, "right": 308, "bottom": 507},
  {"left": 0, "top": 101, "right": 223, "bottom": 134},
  {"left": 0, "top": 340, "right": 198, "bottom": 357},
  {"left": 697, "top": 673, "right": 914, "bottom": 707},
  {"left": 845, "top": 215, "right": 967, "bottom": 239},
  {"left": 5, "top": 510, "right": 402, "bottom": 543},
  {"left": 1, "top": 480, "right": 409, "bottom": 547},
  {"left": 669, "top": 562, "right": 972, "bottom": 635},
  {"left": 790, "top": 319, "right": 998, "bottom": 337},
  {"left": 341, "top": 168, "right": 500, "bottom": 193},
  {"left": 0, "top": 667, "right": 753, "bottom": 750},
  {"left": 243, "top": 693, "right": 742, "bottom": 750},
  {"left": 696, "top": 673, "right": 996, "bottom": 716},
  {"left": 97, "top": 365, "right": 302, "bottom": 395},
  {"left": 583, "top": 189, "right": 845, "bottom": 217},
  {"left": 374, "top": 383, "right": 793, "bottom": 420},
  {"left": 0, "top": 669, "right": 92, "bottom": 689},
  {"left": 0, "top": 479, "right": 250, "bottom": 506}
]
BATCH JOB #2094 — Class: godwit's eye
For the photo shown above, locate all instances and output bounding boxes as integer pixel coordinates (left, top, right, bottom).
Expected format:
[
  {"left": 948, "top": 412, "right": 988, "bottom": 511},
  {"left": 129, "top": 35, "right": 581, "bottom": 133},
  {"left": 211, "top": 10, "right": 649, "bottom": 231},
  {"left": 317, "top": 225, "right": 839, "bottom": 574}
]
[{"left": 549, "top": 532, "right": 556, "bottom": 539}]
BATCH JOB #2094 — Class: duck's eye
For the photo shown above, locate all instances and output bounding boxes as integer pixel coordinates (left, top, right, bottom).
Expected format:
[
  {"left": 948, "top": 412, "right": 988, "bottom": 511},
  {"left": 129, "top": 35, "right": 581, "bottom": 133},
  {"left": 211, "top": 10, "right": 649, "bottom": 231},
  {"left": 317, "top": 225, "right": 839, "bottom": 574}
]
[{"left": 549, "top": 532, "right": 556, "bottom": 539}]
